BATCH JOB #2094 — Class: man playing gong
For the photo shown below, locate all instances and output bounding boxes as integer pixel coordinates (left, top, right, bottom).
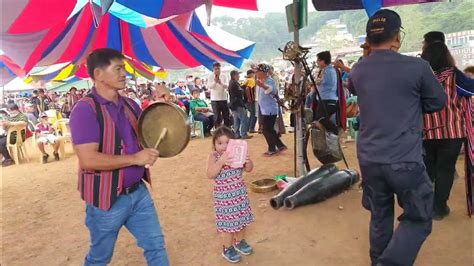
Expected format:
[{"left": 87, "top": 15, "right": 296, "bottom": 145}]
[{"left": 69, "top": 48, "right": 169, "bottom": 265}]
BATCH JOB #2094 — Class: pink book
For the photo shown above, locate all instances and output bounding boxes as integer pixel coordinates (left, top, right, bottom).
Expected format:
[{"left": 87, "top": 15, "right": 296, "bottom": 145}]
[{"left": 226, "top": 139, "right": 248, "bottom": 168}]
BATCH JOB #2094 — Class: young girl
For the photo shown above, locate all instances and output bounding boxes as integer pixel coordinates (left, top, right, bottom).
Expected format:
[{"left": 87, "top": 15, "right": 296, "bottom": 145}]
[{"left": 207, "top": 126, "right": 255, "bottom": 263}]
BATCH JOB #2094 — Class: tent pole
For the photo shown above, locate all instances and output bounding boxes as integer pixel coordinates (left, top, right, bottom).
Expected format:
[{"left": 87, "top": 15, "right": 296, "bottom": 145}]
[{"left": 293, "top": 0, "right": 307, "bottom": 176}]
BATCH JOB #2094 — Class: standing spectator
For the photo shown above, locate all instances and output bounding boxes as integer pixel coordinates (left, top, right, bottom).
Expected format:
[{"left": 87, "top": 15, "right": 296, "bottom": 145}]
[
  {"left": 60, "top": 100, "right": 70, "bottom": 118},
  {"left": 256, "top": 64, "right": 287, "bottom": 156},
  {"left": 421, "top": 31, "right": 474, "bottom": 220},
  {"left": 68, "top": 87, "right": 80, "bottom": 109},
  {"left": 243, "top": 70, "right": 257, "bottom": 133},
  {"left": 208, "top": 62, "right": 231, "bottom": 127},
  {"left": 189, "top": 89, "right": 214, "bottom": 137},
  {"left": 350, "top": 10, "right": 446, "bottom": 266},
  {"left": 314, "top": 51, "right": 339, "bottom": 134},
  {"left": 250, "top": 63, "right": 264, "bottom": 133},
  {"left": 229, "top": 70, "right": 252, "bottom": 139},
  {"left": 0, "top": 103, "right": 28, "bottom": 167},
  {"left": 30, "top": 89, "right": 39, "bottom": 118},
  {"left": 305, "top": 84, "right": 316, "bottom": 109},
  {"left": 34, "top": 88, "right": 51, "bottom": 114},
  {"left": 269, "top": 66, "right": 286, "bottom": 135}
]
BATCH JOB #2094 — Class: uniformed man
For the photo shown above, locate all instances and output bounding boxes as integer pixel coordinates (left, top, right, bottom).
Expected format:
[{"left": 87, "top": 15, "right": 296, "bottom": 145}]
[{"left": 350, "top": 10, "right": 446, "bottom": 266}]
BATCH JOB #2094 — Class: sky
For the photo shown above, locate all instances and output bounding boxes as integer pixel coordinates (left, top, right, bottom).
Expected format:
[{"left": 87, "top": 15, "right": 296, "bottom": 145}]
[{"left": 196, "top": 0, "right": 317, "bottom": 19}]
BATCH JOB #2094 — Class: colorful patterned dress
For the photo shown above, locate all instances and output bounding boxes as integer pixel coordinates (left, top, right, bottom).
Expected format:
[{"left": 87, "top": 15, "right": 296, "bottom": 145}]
[{"left": 213, "top": 152, "right": 255, "bottom": 233}]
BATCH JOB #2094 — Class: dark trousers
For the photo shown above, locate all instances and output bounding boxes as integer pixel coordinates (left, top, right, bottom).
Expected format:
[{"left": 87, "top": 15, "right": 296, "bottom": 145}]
[
  {"left": 246, "top": 102, "right": 257, "bottom": 131},
  {"left": 423, "top": 138, "right": 463, "bottom": 211},
  {"left": 360, "top": 162, "right": 433, "bottom": 266},
  {"left": 262, "top": 115, "right": 285, "bottom": 152},
  {"left": 211, "top": 100, "right": 231, "bottom": 127},
  {"left": 194, "top": 113, "right": 214, "bottom": 134},
  {"left": 313, "top": 100, "right": 338, "bottom": 134},
  {"left": 183, "top": 101, "right": 190, "bottom": 114},
  {"left": 0, "top": 136, "right": 12, "bottom": 160}
]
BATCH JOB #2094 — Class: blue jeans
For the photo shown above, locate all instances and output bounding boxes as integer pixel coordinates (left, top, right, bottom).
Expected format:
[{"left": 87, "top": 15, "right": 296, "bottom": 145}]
[
  {"left": 232, "top": 107, "right": 249, "bottom": 137},
  {"left": 84, "top": 183, "right": 169, "bottom": 266},
  {"left": 245, "top": 102, "right": 257, "bottom": 131}
]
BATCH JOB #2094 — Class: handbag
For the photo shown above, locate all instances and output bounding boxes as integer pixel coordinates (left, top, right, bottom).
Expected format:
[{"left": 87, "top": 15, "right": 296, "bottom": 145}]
[{"left": 309, "top": 121, "right": 343, "bottom": 164}]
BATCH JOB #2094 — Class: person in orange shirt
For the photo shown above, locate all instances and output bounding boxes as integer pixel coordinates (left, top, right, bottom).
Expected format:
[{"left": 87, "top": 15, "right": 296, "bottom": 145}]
[{"left": 242, "top": 70, "right": 257, "bottom": 133}]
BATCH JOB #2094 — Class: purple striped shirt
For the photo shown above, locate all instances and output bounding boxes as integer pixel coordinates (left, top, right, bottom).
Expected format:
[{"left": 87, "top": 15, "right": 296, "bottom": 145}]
[{"left": 70, "top": 89, "right": 144, "bottom": 188}]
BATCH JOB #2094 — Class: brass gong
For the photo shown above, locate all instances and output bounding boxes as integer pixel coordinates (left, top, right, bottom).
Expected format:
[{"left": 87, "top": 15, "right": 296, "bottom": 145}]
[{"left": 138, "top": 102, "right": 191, "bottom": 157}]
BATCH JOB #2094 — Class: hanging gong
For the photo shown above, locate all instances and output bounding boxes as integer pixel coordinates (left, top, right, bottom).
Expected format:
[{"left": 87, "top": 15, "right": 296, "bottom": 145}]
[{"left": 138, "top": 102, "right": 191, "bottom": 157}]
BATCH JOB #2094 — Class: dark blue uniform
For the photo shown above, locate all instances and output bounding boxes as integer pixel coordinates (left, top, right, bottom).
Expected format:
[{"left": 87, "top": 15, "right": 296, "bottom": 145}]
[{"left": 350, "top": 49, "right": 446, "bottom": 265}]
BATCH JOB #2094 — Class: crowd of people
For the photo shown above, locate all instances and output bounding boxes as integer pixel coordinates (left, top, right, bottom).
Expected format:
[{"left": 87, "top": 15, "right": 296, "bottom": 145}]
[{"left": 0, "top": 8, "right": 473, "bottom": 266}]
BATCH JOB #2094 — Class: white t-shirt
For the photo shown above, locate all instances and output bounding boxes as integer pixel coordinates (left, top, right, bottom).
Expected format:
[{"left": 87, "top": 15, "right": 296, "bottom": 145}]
[{"left": 207, "top": 73, "right": 229, "bottom": 101}]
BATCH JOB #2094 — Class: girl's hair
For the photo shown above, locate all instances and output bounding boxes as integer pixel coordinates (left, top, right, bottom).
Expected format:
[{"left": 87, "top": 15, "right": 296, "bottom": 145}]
[
  {"left": 464, "top": 66, "right": 474, "bottom": 75},
  {"left": 212, "top": 126, "right": 234, "bottom": 150},
  {"left": 421, "top": 42, "right": 455, "bottom": 72}
]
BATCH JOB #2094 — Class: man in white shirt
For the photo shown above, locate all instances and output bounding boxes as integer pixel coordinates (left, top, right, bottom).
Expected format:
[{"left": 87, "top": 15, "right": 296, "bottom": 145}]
[{"left": 207, "top": 62, "right": 231, "bottom": 127}]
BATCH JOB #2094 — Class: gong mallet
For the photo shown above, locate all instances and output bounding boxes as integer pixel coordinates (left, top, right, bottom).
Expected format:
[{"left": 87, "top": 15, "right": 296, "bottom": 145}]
[{"left": 145, "top": 128, "right": 168, "bottom": 168}]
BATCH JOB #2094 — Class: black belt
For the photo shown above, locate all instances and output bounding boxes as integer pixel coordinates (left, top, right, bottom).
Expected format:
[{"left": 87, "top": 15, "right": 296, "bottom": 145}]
[{"left": 121, "top": 180, "right": 143, "bottom": 195}]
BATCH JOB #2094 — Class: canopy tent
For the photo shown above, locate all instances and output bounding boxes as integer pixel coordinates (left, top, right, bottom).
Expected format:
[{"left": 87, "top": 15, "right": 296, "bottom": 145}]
[
  {"left": 48, "top": 79, "right": 93, "bottom": 93},
  {"left": 25, "top": 57, "right": 167, "bottom": 83},
  {"left": 0, "top": 55, "right": 25, "bottom": 87},
  {"left": 3, "top": 0, "right": 258, "bottom": 34},
  {"left": 312, "top": 0, "right": 447, "bottom": 16},
  {"left": 1, "top": 78, "right": 34, "bottom": 92},
  {"left": 1, "top": 3, "right": 255, "bottom": 74}
]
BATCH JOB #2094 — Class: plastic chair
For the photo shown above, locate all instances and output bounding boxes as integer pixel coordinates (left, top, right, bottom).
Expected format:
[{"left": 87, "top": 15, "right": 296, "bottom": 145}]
[
  {"left": 188, "top": 111, "right": 204, "bottom": 139},
  {"left": 53, "top": 119, "right": 71, "bottom": 157},
  {"left": 347, "top": 117, "right": 358, "bottom": 140},
  {"left": 45, "top": 109, "right": 63, "bottom": 124},
  {"left": 6, "top": 124, "right": 30, "bottom": 165}
]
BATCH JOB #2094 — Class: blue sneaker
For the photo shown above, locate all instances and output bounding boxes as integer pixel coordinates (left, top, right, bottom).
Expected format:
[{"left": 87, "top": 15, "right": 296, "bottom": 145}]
[
  {"left": 222, "top": 246, "right": 241, "bottom": 263},
  {"left": 234, "top": 239, "right": 253, "bottom": 255}
]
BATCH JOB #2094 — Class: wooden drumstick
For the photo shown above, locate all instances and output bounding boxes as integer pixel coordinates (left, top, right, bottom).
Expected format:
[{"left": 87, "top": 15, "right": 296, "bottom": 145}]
[
  {"left": 145, "top": 128, "right": 168, "bottom": 168},
  {"left": 153, "top": 128, "right": 168, "bottom": 149}
]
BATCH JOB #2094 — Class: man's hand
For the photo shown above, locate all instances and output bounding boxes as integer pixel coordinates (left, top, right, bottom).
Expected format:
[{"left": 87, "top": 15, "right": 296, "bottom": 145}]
[
  {"left": 256, "top": 79, "right": 265, "bottom": 88},
  {"left": 333, "top": 60, "right": 343, "bottom": 69},
  {"left": 133, "top": 148, "right": 160, "bottom": 167}
]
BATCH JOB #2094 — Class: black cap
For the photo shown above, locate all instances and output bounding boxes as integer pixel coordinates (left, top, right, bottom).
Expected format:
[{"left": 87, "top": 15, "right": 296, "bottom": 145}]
[
  {"left": 213, "top": 62, "right": 221, "bottom": 67},
  {"left": 230, "top": 70, "right": 241, "bottom": 77},
  {"left": 366, "top": 9, "right": 402, "bottom": 38},
  {"left": 256, "top": 63, "right": 269, "bottom": 73},
  {"left": 423, "top": 31, "right": 445, "bottom": 44},
  {"left": 246, "top": 69, "right": 255, "bottom": 76}
]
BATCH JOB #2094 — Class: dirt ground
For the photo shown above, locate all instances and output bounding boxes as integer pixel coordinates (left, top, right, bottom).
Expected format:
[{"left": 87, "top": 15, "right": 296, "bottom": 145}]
[{"left": 1, "top": 132, "right": 472, "bottom": 266}]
